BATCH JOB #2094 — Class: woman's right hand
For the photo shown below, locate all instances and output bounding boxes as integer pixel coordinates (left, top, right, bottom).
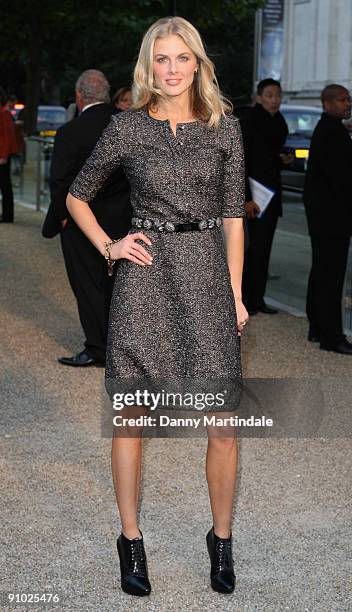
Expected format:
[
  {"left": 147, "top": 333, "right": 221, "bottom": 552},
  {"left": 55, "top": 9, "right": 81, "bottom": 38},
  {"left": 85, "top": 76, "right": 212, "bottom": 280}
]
[{"left": 109, "top": 232, "right": 153, "bottom": 266}]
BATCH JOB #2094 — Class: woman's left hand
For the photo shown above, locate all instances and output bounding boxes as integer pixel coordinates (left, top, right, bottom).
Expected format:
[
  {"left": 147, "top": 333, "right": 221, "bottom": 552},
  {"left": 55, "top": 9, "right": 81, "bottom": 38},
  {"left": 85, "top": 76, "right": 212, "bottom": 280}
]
[{"left": 235, "top": 298, "right": 249, "bottom": 336}]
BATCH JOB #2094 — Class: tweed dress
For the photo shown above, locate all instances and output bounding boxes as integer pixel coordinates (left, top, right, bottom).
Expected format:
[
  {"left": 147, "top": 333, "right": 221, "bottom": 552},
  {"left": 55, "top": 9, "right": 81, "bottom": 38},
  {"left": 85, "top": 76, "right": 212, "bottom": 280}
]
[{"left": 69, "top": 108, "right": 246, "bottom": 408}]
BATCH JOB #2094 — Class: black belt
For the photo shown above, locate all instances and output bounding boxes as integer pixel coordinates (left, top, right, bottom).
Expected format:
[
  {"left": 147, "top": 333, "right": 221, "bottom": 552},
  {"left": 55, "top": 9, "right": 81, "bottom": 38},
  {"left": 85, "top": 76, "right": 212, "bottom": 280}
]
[{"left": 131, "top": 216, "right": 223, "bottom": 233}]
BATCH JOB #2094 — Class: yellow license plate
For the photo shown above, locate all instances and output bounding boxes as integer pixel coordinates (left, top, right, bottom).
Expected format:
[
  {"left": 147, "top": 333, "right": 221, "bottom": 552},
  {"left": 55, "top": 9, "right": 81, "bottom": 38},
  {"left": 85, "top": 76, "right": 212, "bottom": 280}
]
[
  {"left": 295, "top": 148, "right": 309, "bottom": 159},
  {"left": 40, "top": 130, "right": 57, "bottom": 137}
]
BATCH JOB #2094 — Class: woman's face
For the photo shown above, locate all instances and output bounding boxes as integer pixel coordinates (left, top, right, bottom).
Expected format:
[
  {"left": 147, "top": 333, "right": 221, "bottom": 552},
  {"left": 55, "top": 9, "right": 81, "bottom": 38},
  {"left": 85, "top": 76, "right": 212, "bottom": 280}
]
[
  {"left": 153, "top": 34, "right": 198, "bottom": 99},
  {"left": 116, "top": 91, "right": 132, "bottom": 111}
]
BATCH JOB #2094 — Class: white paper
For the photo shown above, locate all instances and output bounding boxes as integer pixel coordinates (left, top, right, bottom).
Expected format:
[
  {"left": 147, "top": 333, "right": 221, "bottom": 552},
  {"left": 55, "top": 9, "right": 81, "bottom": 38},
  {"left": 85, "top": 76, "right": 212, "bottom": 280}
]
[{"left": 248, "top": 177, "right": 275, "bottom": 216}]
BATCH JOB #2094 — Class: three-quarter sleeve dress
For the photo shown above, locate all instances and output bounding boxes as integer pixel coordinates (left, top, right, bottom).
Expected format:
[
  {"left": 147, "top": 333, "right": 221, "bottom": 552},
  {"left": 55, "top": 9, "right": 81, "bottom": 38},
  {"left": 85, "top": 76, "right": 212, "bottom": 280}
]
[{"left": 69, "top": 108, "right": 245, "bottom": 408}]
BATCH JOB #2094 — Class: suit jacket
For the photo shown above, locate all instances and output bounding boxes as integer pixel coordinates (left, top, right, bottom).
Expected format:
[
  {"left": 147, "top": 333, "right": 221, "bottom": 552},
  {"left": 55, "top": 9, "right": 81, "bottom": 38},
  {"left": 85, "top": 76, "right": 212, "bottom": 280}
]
[
  {"left": 42, "top": 103, "right": 131, "bottom": 239},
  {"left": 303, "top": 112, "right": 352, "bottom": 236},
  {"left": 240, "top": 103, "right": 288, "bottom": 217}
]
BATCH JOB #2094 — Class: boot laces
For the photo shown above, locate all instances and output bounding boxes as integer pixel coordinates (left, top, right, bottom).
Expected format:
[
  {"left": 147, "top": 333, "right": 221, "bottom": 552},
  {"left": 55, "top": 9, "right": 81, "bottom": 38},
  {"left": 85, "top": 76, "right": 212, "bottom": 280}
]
[
  {"left": 215, "top": 539, "right": 233, "bottom": 573},
  {"left": 129, "top": 538, "right": 147, "bottom": 577}
]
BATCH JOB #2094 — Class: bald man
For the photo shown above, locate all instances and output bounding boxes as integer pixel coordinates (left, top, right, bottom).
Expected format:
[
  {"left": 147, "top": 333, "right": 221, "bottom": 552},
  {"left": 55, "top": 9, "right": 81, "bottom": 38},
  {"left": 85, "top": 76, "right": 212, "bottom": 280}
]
[{"left": 304, "top": 84, "right": 352, "bottom": 354}]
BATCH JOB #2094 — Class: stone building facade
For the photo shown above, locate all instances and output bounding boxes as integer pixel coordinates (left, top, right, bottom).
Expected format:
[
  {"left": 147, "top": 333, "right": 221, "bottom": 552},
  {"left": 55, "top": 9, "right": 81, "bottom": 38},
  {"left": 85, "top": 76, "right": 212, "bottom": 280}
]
[{"left": 282, "top": 0, "right": 352, "bottom": 105}]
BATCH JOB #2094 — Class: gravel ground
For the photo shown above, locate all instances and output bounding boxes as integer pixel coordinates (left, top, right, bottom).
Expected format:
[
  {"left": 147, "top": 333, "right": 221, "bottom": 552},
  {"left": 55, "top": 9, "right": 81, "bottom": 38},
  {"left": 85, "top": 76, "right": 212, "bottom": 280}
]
[{"left": 0, "top": 206, "right": 351, "bottom": 612}]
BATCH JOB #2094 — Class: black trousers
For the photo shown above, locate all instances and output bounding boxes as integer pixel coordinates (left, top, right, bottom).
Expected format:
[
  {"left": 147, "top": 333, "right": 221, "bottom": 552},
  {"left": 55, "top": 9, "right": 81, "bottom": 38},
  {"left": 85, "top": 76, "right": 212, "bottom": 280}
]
[
  {"left": 306, "top": 233, "right": 350, "bottom": 346},
  {"left": 0, "top": 159, "right": 14, "bottom": 222},
  {"left": 242, "top": 204, "right": 279, "bottom": 309},
  {"left": 60, "top": 224, "right": 114, "bottom": 362}
]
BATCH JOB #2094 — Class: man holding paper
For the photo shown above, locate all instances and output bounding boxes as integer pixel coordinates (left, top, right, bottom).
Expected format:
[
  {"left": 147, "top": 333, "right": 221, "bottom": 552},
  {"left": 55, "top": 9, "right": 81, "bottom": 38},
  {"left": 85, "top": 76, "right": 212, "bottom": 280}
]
[{"left": 240, "top": 79, "right": 292, "bottom": 315}]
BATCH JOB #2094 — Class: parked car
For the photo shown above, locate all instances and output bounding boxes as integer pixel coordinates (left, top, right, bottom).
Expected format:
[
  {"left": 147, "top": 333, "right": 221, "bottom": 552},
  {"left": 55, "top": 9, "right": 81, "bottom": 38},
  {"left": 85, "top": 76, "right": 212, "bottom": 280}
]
[
  {"left": 280, "top": 104, "right": 322, "bottom": 191},
  {"left": 36, "top": 105, "right": 66, "bottom": 136},
  {"left": 12, "top": 104, "right": 66, "bottom": 137},
  {"left": 233, "top": 103, "right": 322, "bottom": 193}
]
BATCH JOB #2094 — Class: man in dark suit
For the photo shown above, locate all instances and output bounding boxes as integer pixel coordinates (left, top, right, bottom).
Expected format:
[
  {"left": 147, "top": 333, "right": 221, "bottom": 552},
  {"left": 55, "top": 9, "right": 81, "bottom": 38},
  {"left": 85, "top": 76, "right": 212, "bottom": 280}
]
[
  {"left": 304, "top": 84, "right": 352, "bottom": 355},
  {"left": 240, "top": 79, "right": 293, "bottom": 315},
  {"left": 42, "top": 69, "right": 132, "bottom": 366}
]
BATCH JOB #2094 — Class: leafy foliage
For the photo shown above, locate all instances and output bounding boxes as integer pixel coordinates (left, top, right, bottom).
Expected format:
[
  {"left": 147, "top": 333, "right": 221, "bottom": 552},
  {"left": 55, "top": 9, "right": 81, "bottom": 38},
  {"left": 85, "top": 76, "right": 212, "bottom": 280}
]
[{"left": 0, "top": 0, "right": 264, "bottom": 131}]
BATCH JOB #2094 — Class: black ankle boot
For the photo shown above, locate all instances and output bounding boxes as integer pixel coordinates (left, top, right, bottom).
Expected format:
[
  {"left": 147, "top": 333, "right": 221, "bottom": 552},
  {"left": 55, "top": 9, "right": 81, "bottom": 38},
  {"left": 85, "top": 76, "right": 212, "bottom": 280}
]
[
  {"left": 116, "top": 531, "right": 151, "bottom": 596},
  {"left": 206, "top": 526, "right": 236, "bottom": 593}
]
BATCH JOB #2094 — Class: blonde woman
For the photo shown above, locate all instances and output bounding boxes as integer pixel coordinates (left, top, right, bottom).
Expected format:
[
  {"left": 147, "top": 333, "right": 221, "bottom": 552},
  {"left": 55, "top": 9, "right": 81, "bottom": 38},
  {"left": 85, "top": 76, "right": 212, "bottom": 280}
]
[{"left": 67, "top": 16, "right": 248, "bottom": 597}]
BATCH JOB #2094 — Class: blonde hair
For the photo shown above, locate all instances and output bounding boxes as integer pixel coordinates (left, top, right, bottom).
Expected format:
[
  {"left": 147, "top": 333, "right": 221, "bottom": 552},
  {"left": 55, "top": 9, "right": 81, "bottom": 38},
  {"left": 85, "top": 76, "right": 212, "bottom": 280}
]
[{"left": 132, "top": 16, "right": 232, "bottom": 128}]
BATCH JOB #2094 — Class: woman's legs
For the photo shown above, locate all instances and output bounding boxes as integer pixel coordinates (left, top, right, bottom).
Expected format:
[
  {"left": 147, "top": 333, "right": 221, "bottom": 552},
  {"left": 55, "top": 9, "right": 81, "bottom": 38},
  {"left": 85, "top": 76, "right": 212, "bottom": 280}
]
[
  {"left": 111, "top": 436, "right": 142, "bottom": 539},
  {"left": 112, "top": 427, "right": 151, "bottom": 596},
  {"left": 111, "top": 423, "right": 237, "bottom": 539},
  {"left": 206, "top": 434, "right": 237, "bottom": 538}
]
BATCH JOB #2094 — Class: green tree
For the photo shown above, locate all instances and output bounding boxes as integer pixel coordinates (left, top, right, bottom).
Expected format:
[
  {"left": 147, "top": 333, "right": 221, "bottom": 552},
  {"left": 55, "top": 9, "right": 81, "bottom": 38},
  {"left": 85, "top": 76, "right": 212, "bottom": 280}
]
[
  {"left": 0, "top": 1, "right": 79, "bottom": 132},
  {"left": 0, "top": 0, "right": 264, "bottom": 133}
]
